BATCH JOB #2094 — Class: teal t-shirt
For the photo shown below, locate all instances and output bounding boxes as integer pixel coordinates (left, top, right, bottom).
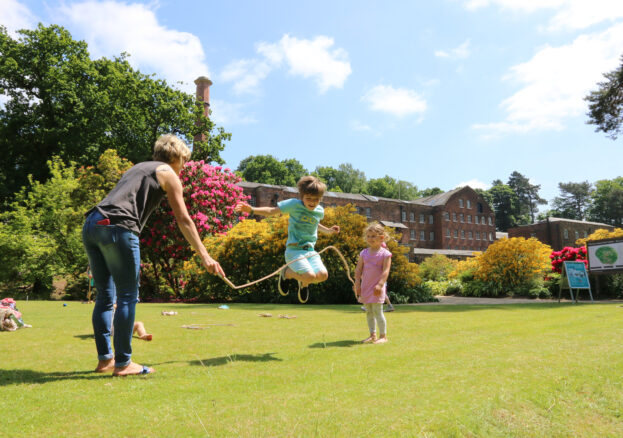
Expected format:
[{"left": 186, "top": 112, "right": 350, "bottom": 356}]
[{"left": 278, "top": 198, "right": 324, "bottom": 249}]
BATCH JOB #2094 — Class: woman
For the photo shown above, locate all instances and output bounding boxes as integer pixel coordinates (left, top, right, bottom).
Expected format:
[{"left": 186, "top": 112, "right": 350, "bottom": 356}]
[{"left": 82, "top": 134, "right": 224, "bottom": 376}]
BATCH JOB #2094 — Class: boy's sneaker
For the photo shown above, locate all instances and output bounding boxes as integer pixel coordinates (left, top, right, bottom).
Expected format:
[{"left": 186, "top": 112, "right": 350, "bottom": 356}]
[{"left": 385, "top": 305, "right": 395, "bottom": 312}]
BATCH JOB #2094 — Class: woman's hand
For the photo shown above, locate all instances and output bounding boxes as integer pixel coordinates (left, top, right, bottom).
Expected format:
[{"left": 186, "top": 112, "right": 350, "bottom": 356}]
[
  {"left": 234, "top": 202, "right": 253, "bottom": 214},
  {"left": 202, "top": 254, "right": 225, "bottom": 277}
]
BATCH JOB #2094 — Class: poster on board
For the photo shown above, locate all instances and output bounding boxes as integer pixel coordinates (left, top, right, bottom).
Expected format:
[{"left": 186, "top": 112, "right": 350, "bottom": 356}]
[
  {"left": 587, "top": 238, "right": 623, "bottom": 273},
  {"left": 563, "top": 261, "right": 590, "bottom": 289}
]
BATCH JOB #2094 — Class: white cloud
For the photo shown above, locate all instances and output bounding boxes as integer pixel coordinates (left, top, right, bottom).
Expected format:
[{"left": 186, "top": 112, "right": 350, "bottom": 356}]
[
  {"left": 222, "top": 34, "right": 351, "bottom": 94},
  {"left": 0, "top": 0, "right": 37, "bottom": 36},
  {"left": 464, "top": 0, "right": 623, "bottom": 31},
  {"left": 473, "top": 22, "right": 623, "bottom": 136},
  {"left": 455, "top": 179, "right": 490, "bottom": 190},
  {"left": 55, "top": 1, "right": 209, "bottom": 93},
  {"left": 435, "top": 40, "right": 471, "bottom": 59},
  {"left": 209, "top": 99, "right": 257, "bottom": 126},
  {"left": 361, "top": 85, "right": 427, "bottom": 118},
  {"left": 350, "top": 120, "right": 373, "bottom": 132}
]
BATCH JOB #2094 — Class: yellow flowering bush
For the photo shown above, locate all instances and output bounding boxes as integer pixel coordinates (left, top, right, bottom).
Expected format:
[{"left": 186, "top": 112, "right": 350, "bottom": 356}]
[
  {"left": 576, "top": 228, "right": 623, "bottom": 246},
  {"left": 475, "top": 237, "right": 552, "bottom": 294},
  {"left": 182, "top": 204, "right": 423, "bottom": 303}
]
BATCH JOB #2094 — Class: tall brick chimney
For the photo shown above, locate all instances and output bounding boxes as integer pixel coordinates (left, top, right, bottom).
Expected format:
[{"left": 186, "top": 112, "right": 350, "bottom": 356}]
[{"left": 194, "top": 76, "right": 212, "bottom": 144}]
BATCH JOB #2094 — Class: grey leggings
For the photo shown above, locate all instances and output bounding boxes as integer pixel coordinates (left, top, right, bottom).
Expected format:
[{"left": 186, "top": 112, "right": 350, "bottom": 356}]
[{"left": 365, "top": 303, "right": 386, "bottom": 335}]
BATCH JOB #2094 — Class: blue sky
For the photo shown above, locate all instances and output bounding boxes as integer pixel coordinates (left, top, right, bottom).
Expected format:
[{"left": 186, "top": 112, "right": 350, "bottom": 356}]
[{"left": 3, "top": 0, "right": 623, "bottom": 209}]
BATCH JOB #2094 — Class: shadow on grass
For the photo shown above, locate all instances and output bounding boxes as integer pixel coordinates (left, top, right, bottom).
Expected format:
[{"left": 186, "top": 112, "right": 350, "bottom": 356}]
[
  {"left": 0, "top": 369, "right": 111, "bottom": 386},
  {"left": 392, "top": 303, "right": 585, "bottom": 313},
  {"left": 308, "top": 340, "right": 359, "bottom": 348},
  {"left": 189, "top": 352, "right": 282, "bottom": 367},
  {"left": 74, "top": 334, "right": 94, "bottom": 340}
]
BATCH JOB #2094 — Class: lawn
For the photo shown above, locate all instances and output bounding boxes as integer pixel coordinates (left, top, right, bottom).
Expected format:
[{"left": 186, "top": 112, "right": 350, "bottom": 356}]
[{"left": 2, "top": 300, "right": 623, "bottom": 437}]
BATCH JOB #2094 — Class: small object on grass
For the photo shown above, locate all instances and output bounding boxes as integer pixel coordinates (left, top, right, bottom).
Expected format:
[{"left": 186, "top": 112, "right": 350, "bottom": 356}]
[
  {"left": 182, "top": 325, "right": 207, "bottom": 330},
  {"left": 258, "top": 313, "right": 273, "bottom": 317},
  {"left": 63, "top": 303, "right": 67, "bottom": 307},
  {"left": 161, "top": 311, "right": 178, "bottom": 316},
  {"left": 278, "top": 314, "right": 297, "bottom": 319},
  {"left": 218, "top": 305, "right": 230, "bottom": 310}
]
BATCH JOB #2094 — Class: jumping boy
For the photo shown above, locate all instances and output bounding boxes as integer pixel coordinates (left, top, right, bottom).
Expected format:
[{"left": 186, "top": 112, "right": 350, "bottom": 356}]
[{"left": 235, "top": 176, "right": 339, "bottom": 291}]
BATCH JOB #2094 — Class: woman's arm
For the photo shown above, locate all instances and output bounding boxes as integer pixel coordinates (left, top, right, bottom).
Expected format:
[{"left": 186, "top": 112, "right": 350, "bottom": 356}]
[
  {"left": 159, "top": 168, "right": 225, "bottom": 277},
  {"left": 318, "top": 223, "right": 340, "bottom": 235},
  {"left": 234, "top": 202, "right": 281, "bottom": 217}
]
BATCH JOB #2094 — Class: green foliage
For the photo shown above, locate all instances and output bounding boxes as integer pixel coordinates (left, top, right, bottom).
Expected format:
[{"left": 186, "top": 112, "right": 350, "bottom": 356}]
[
  {"left": 422, "top": 279, "right": 462, "bottom": 296},
  {"left": 485, "top": 182, "right": 519, "bottom": 231},
  {"left": 418, "top": 254, "right": 458, "bottom": 281},
  {"left": 366, "top": 175, "right": 419, "bottom": 200},
  {"left": 183, "top": 205, "right": 424, "bottom": 303},
  {"left": 0, "top": 24, "right": 230, "bottom": 204},
  {"left": 507, "top": 171, "right": 547, "bottom": 224},
  {"left": 314, "top": 163, "right": 367, "bottom": 194},
  {"left": 0, "top": 157, "right": 86, "bottom": 295},
  {"left": 587, "top": 177, "right": 623, "bottom": 226},
  {"left": 237, "top": 155, "right": 307, "bottom": 186},
  {"left": 586, "top": 54, "right": 623, "bottom": 139},
  {"left": 550, "top": 181, "right": 593, "bottom": 220}
]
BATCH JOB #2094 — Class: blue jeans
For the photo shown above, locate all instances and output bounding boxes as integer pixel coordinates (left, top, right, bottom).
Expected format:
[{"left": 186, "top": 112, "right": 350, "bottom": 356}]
[{"left": 82, "top": 211, "right": 140, "bottom": 367}]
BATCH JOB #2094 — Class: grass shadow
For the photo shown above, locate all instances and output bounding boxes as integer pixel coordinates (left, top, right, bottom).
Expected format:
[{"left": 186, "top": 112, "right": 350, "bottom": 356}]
[
  {"left": 0, "top": 369, "right": 112, "bottom": 386},
  {"left": 189, "top": 352, "right": 282, "bottom": 367},
  {"left": 74, "top": 334, "right": 94, "bottom": 340},
  {"left": 393, "top": 303, "right": 581, "bottom": 313},
  {"left": 308, "top": 340, "right": 359, "bottom": 348}
]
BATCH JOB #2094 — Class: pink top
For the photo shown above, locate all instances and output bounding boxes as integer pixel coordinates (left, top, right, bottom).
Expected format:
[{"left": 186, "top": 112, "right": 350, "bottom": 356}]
[{"left": 359, "top": 247, "right": 392, "bottom": 304}]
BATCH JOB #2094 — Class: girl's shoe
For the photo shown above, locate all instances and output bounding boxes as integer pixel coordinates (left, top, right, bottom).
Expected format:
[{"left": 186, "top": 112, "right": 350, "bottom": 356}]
[{"left": 385, "top": 305, "right": 395, "bottom": 312}]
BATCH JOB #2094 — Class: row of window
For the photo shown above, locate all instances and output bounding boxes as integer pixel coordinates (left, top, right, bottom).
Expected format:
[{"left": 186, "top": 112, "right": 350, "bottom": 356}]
[
  {"left": 444, "top": 212, "right": 492, "bottom": 226},
  {"left": 562, "top": 229, "right": 589, "bottom": 239},
  {"left": 410, "top": 230, "right": 435, "bottom": 241},
  {"left": 457, "top": 199, "right": 485, "bottom": 213},
  {"left": 409, "top": 229, "right": 495, "bottom": 242}
]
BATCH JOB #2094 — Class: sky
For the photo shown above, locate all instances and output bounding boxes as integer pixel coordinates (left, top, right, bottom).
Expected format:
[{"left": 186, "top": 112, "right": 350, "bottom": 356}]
[{"left": 2, "top": 0, "right": 623, "bottom": 209}]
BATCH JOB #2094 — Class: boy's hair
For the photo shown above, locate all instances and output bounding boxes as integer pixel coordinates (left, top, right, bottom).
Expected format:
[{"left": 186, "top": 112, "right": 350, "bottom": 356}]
[
  {"left": 297, "top": 175, "right": 326, "bottom": 197},
  {"left": 153, "top": 134, "right": 191, "bottom": 164},
  {"left": 364, "top": 222, "right": 390, "bottom": 240}
]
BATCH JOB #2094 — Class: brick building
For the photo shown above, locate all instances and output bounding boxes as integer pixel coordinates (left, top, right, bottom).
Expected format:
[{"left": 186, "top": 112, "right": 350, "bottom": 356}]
[
  {"left": 507, "top": 217, "right": 614, "bottom": 250},
  {"left": 238, "top": 182, "right": 496, "bottom": 262}
]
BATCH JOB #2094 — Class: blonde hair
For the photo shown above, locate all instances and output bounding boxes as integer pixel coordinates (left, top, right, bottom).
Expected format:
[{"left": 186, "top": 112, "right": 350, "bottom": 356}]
[
  {"left": 297, "top": 175, "right": 326, "bottom": 197},
  {"left": 364, "top": 222, "right": 390, "bottom": 241},
  {"left": 153, "top": 134, "right": 191, "bottom": 164}
]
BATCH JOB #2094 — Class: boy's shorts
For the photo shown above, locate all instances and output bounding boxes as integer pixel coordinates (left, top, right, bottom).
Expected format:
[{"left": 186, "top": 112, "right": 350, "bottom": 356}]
[{"left": 285, "top": 248, "right": 327, "bottom": 275}]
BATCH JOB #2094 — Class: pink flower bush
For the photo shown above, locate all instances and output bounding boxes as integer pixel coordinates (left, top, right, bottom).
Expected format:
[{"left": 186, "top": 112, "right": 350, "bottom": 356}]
[
  {"left": 141, "top": 161, "right": 249, "bottom": 295},
  {"left": 550, "top": 246, "right": 587, "bottom": 273}
]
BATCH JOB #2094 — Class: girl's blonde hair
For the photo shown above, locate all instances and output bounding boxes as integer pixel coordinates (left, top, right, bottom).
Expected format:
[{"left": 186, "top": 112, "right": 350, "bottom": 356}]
[
  {"left": 364, "top": 222, "right": 390, "bottom": 241},
  {"left": 153, "top": 134, "right": 191, "bottom": 164}
]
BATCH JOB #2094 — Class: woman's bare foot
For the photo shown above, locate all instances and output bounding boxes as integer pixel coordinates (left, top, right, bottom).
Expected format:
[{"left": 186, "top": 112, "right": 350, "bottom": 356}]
[
  {"left": 362, "top": 335, "right": 377, "bottom": 344},
  {"left": 138, "top": 334, "right": 153, "bottom": 341},
  {"left": 373, "top": 336, "right": 388, "bottom": 344},
  {"left": 94, "top": 358, "right": 115, "bottom": 373},
  {"left": 112, "top": 362, "right": 154, "bottom": 376}
]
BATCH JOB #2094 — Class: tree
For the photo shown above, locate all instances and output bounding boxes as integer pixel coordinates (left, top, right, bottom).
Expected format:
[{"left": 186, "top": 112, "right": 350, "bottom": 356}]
[
  {"left": 237, "top": 155, "right": 306, "bottom": 186},
  {"left": 550, "top": 181, "right": 593, "bottom": 220},
  {"left": 419, "top": 187, "right": 443, "bottom": 197},
  {"left": 507, "top": 171, "right": 546, "bottom": 224},
  {"left": 486, "top": 182, "right": 519, "bottom": 231},
  {"left": 586, "top": 54, "right": 623, "bottom": 139},
  {"left": 366, "top": 176, "right": 419, "bottom": 200},
  {"left": 314, "top": 166, "right": 343, "bottom": 191},
  {"left": 587, "top": 177, "right": 623, "bottom": 226},
  {"left": 0, "top": 24, "right": 230, "bottom": 204}
]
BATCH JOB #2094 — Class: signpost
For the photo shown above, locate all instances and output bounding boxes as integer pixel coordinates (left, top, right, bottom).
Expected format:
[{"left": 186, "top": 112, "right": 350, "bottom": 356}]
[{"left": 558, "top": 261, "right": 593, "bottom": 303}]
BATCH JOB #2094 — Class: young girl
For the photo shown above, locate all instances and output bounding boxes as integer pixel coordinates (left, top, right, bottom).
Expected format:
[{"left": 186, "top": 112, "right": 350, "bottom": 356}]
[{"left": 353, "top": 222, "right": 392, "bottom": 344}]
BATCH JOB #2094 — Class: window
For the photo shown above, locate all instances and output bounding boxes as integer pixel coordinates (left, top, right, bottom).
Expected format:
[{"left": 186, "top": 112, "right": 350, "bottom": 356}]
[
  {"left": 444, "top": 212, "right": 450, "bottom": 221},
  {"left": 355, "top": 206, "right": 361, "bottom": 214},
  {"left": 489, "top": 232, "right": 493, "bottom": 241},
  {"left": 365, "top": 207, "right": 371, "bottom": 218},
  {"left": 467, "top": 200, "right": 471, "bottom": 209},
  {"left": 453, "top": 212, "right": 457, "bottom": 222},
  {"left": 476, "top": 232, "right": 480, "bottom": 240},
  {"left": 584, "top": 230, "right": 588, "bottom": 238},
  {"left": 429, "top": 231, "right": 435, "bottom": 241},
  {"left": 488, "top": 217, "right": 492, "bottom": 226},
  {"left": 574, "top": 230, "right": 579, "bottom": 240},
  {"left": 531, "top": 233, "right": 536, "bottom": 238},
  {"left": 477, "top": 202, "right": 483, "bottom": 213},
  {"left": 419, "top": 213, "right": 425, "bottom": 224},
  {"left": 468, "top": 231, "right": 473, "bottom": 239},
  {"left": 474, "top": 216, "right": 479, "bottom": 225},
  {"left": 461, "top": 230, "right": 465, "bottom": 239},
  {"left": 467, "top": 215, "right": 472, "bottom": 224},
  {"left": 410, "top": 229, "right": 416, "bottom": 239},
  {"left": 460, "top": 214, "right": 464, "bottom": 223},
  {"left": 454, "top": 229, "right": 458, "bottom": 238},
  {"left": 563, "top": 229, "right": 568, "bottom": 239},
  {"left": 429, "top": 214, "right": 434, "bottom": 224},
  {"left": 249, "top": 195, "right": 257, "bottom": 207},
  {"left": 401, "top": 210, "right": 406, "bottom": 222},
  {"left": 481, "top": 216, "right": 486, "bottom": 224},
  {"left": 420, "top": 230, "right": 425, "bottom": 240},
  {"left": 459, "top": 199, "right": 464, "bottom": 208},
  {"left": 446, "top": 228, "right": 451, "bottom": 237},
  {"left": 410, "top": 212, "right": 415, "bottom": 222}
]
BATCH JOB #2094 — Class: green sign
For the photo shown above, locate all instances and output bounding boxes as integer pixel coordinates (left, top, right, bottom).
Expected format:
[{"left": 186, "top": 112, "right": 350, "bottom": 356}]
[{"left": 563, "top": 261, "right": 590, "bottom": 289}]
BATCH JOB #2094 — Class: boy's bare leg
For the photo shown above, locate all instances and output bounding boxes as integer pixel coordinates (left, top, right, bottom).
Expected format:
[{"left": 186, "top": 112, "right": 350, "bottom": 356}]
[
  {"left": 133, "top": 321, "right": 153, "bottom": 341},
  {"left": 284, "top": 268, "right": 328, "bottom": 288}
]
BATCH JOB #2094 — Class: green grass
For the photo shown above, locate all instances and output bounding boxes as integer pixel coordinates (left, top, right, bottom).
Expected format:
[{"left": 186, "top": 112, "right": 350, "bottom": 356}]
[{"left": 2, "top": 301, "right": 623, "bottom": 437}]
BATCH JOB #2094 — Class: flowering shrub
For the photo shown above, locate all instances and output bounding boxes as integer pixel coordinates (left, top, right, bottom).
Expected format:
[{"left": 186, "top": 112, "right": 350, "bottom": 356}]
[
  {"left": 549, "top": 246, "right": 587, "bottom": 273},
  {"left": 576, "top": 228, "right": 623, "bottom": 246},
  {"left": 141, "top": 161, "right": 249, "bottom": 296},
  {"left": 476, "top": 237, "right": 552, "bottom": 293},
  {"left": 419, "top": 254, "right": 458, "bottom": 281},
  {"left": 182, "top": 204, "right": 425, "bottom": 304}
]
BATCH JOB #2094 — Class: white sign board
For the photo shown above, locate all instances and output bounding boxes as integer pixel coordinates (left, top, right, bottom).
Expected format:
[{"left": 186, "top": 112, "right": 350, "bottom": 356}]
[{"left": 587, "top": 239, "right": 623, "bottom": 272}]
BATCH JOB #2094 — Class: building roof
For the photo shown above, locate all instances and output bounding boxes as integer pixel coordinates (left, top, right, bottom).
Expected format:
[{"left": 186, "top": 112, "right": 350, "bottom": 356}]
[
  {"left": 410, "top": 187, "right": 464, "bottom": 206},
  {"left": 512, "top": 217, "right": 613, "bottom": 228},
  {"left": 380, "top": 220, "right": 408, "bottom": 229},
  {"left": 412, "top": 248, "right": 479, "bottom": 257}
]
